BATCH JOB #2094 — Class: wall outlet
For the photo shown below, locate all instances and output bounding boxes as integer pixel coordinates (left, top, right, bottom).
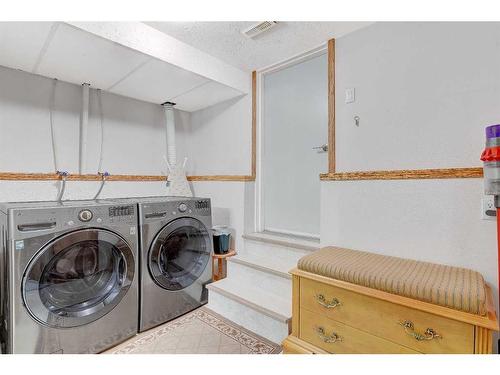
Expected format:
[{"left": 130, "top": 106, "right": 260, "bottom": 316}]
[
  {"left": 345, "top": 88, "right": 355, "bottom": 103},
  {"left": 481, "top": 195, "right": 497, "bottom": 220}
]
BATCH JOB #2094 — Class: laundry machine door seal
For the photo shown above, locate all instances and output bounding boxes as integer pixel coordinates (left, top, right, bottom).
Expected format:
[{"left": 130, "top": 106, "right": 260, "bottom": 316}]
[
  {"left": 22, "top": 228, "right": 135, "bottom": 328},
  {"left": 148, "top": 217, "right": 211, "bottom": 291}
]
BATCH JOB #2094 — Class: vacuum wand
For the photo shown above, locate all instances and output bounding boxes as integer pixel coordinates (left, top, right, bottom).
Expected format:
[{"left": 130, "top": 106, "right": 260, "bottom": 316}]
[{"left": 480, "top": 124, "right": 500, "bottom": 353}]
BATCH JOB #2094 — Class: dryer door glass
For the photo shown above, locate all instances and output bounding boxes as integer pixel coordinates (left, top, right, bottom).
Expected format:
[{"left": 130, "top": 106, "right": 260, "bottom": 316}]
[
  {"left": 149, "top": 217, "right": 211, "bottom": 291},
  {"left": 22, "top": 229, "right": 135, "bottom": 328}
]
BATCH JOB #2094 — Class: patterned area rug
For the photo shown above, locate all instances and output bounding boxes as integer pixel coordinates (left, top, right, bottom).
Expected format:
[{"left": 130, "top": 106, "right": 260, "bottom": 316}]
[{"left": 106, "top": 307, "right": 282, "bottom": 354}]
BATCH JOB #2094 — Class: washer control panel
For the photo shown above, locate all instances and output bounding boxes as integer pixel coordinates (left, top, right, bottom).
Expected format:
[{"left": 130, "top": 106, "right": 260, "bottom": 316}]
[
  {"left": 109, "top": 205, "right": 134, "bottom": 218},
  {"left": 78, "top": 209, "right": 93, "bottom": 222}
]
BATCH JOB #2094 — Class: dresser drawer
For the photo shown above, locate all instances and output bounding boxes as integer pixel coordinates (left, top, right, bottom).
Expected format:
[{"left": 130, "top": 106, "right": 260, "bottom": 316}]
[
  {"left": 300, "top": 309, "right": 419, "bottom": 354},
  {"left": 300, "top": 278, "right": 474, "bottom": 353}
]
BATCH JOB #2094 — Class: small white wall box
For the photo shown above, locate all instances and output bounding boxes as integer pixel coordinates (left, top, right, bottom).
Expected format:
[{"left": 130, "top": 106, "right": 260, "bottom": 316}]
[
  {"left": 345, "top": 88, "right": 355, "bottom": 103},
  {"left": 481, "top": 195, "right": 497, "bottom": 221}
]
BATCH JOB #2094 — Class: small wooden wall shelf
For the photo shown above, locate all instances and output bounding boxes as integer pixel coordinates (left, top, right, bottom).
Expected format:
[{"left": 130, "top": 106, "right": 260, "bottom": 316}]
[{"left": 212, "top": 250, "right": 237, "bottom": 281}]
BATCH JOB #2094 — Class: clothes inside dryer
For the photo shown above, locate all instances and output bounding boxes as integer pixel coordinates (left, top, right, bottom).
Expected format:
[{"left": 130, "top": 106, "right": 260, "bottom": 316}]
[{"left": 38, "top": 239, "right": 124, "bottom": 317}]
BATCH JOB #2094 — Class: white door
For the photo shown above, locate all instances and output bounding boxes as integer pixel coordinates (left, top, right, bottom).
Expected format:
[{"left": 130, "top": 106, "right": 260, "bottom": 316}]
[{"left": 261, "top": 52, "right": 328, "bottom": 239}]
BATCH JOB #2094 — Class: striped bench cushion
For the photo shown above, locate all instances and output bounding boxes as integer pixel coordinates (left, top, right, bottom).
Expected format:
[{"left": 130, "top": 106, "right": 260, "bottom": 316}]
[{"left": 297, "top": 247, "right": 487, "bottom": 316}]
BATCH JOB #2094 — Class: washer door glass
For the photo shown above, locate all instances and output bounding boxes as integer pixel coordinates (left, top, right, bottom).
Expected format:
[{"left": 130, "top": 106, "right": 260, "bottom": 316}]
[
  {"left": 23, "top": 229, "right": 135, "bottom": 328},
  {"left": 149, "top": 217, "right": 211, "bottom": 291}
]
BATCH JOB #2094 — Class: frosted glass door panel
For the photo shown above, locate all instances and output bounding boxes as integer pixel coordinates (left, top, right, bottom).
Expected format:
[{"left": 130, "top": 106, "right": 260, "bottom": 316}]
[{"left": 263, "top": 53, "right": 328, "bottom": 238}]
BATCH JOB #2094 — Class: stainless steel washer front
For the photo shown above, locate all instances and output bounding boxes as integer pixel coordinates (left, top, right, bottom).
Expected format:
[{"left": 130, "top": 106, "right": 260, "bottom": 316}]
[{"left": 0, "top": 200, "right": 139, "bottom": 354}]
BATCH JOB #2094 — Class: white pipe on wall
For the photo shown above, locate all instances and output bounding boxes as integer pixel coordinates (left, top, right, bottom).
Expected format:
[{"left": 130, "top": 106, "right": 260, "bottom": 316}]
[
  {"left": 163, "top": 102, "right": 176, "bottom": 167},
  {"left": 79, "top": 83, "right": 90, "bottom": 174}
]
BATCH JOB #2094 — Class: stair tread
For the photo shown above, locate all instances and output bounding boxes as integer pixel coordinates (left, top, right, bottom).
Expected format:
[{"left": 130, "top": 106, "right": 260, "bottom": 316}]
[{"left": 207, "top": 277, "right": 291, "bottom": 321}]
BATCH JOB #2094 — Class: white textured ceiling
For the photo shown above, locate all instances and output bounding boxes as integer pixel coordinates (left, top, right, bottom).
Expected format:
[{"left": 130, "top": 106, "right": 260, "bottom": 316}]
[{"left": 144, "top": 22, "right": 373, "bottom": 72}]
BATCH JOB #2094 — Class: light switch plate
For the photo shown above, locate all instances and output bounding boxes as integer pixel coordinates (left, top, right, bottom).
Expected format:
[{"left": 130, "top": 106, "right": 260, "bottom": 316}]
[
  {"left": 481, "top": 195, "right": 496, "bottom": 220},
  {"left": 345, "top": 88, "right": 355, "bottom": 103}
]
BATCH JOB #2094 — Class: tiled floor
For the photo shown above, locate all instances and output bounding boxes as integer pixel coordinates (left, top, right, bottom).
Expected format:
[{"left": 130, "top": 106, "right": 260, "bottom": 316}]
[{"left": 106, "top": 307, "right": 282, "bottom": 354}]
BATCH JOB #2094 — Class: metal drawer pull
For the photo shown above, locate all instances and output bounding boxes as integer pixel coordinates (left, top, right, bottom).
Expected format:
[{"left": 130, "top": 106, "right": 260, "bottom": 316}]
[
  {"left": 316, "top": 327, "right": 343, "bottom": 343},
  {"left": 315, "top": 294, "right": 341, "bottom": 309},
  {"left": 399, "top": 320, "right": 442, "bottom": 341}
]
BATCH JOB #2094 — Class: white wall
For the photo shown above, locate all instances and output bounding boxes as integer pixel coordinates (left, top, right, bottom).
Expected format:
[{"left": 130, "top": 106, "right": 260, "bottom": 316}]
[
  {"left": 0, "top": 64, "right": 252, "bottom": 253},
  {"left": 335, "top": 22, "right": 500, "bottom": 172},
  {"left": 323, "top": 22, "right": 500, "bottom": 350},
  {"left": 187, "top": 94, "right": 252, "bottom": 175},
  {"left": 0, "top": 61, "right": 254, "bottom": 180},
  {"left": 0, "top": 65, "right": 191, "bottom": 175},
  {"left": 186, "top": 92, "right": 254, "bottom": 249}
]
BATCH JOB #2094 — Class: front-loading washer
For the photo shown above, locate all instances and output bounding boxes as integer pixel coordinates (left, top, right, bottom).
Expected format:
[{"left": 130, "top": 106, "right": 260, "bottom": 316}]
[
  {"left": 135, "top": 197, "right": 213, "bottom": 332},
  {"left": 0, "top": 200, "right": 139, "bottom": 354}
]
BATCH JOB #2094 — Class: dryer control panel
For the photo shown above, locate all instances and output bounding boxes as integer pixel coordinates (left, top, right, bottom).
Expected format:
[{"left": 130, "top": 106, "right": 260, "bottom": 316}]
[{"left": 142, "top": 199, "right": 211, "bottom": 222}]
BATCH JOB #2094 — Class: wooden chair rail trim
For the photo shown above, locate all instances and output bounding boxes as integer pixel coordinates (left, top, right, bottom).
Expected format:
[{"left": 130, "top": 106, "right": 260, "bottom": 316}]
[
  {"left": 0, "top": 172, "right": 255, "bottom": 182},
  {"left": 290, "top": 268, "right": 499, "bottom": 330},
  {"left": 320, "top": 167, "right": 483, "bottom": 181},
  {"left": 251, "top": 70, "right": 257, "bottom": 179},
  {"left": 327, "top": 38, "right": 336, "bottom": 174}
]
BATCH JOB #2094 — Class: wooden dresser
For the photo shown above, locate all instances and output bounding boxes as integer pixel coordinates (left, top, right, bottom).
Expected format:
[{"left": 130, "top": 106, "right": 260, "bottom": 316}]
[{"left": 282, "top": 247, "right": 499, "bottom": 354}]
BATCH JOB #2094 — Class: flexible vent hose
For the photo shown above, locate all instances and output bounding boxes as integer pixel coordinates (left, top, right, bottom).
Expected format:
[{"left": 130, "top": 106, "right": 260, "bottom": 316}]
[{"left": 163, "top": 103, "right": 176, "bottom": 167}]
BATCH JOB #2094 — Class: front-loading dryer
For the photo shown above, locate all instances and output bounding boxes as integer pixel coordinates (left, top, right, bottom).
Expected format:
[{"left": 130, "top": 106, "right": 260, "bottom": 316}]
[
  {"left": 137, "top": 197, "right": 212, "bottom": 332},
  {"left": 0, "top": 200, "right": 139, "bottom": 354}
]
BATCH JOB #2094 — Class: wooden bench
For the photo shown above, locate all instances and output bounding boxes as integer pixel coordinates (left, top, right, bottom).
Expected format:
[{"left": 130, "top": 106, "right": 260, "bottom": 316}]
[{"left": 283, "top": 247, "right": 499, "bottom": 354}]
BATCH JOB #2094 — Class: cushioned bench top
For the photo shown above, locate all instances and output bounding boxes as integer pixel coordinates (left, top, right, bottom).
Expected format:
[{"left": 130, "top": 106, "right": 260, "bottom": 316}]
[{"left": 297, "top": 247, "right": 487, "bottom": 316}]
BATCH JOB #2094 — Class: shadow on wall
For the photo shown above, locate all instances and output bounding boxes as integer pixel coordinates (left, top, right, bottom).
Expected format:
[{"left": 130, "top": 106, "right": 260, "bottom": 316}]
[{"left": 188, "top": 94, "right": 246, "bottom": 130}]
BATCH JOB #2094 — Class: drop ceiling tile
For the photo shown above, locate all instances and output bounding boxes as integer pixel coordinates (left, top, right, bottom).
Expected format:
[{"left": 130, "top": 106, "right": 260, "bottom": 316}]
[
  {"left": 172, "top": 81, "right": 244, "bottom": 112},
  {"left": 0, "top": 22, "right": 55, "bottom": 72},
  {"left": 108, "top": 58, "right": 209, "bottom": 104},
  {"left": 36, "top": 23, "right": 149, "bottom": 89}
]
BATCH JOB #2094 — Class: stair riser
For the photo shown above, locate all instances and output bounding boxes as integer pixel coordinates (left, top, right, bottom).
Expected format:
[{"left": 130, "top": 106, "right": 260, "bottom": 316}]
[
  {"left": 242, "top": 239, "right": 313, "bottom": 263},
  {"left": 207, "top": 291, "right": 290, "bottom": 344},
  {"left": 226, "top": 260, "right": 292, "bottom": 292}
]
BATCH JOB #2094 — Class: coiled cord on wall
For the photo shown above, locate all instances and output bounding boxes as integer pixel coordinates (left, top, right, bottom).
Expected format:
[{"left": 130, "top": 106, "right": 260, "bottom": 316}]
[
  {"left": 49, "top": 79, "right": 69, "bottom": 202},
  {"left": 92, "top": 89, "right": 109, "bottom": 200},
  {"left": 93, "top": 171, "right": 109, "bottom": 200},
  {"left": 56, "top": 170, "right": 69, "bottom": 202}
]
